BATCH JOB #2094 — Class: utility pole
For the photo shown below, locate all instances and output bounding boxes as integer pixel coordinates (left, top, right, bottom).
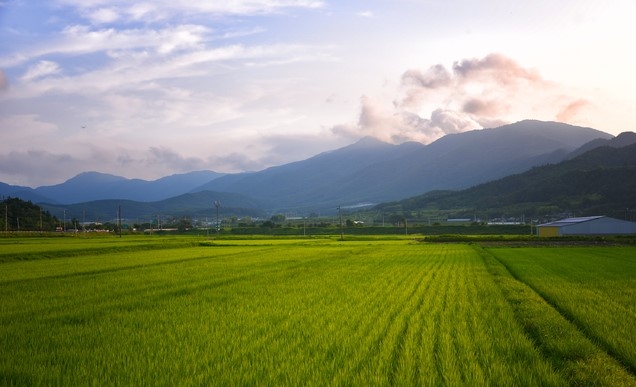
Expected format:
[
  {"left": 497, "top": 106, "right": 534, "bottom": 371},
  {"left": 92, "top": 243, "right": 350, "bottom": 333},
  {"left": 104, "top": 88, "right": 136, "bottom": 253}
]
[
  {"left": 338, "top": 206, "right": 343, "bottom": 240},
  {"left": 214, "top": 200, "right": 221, "bottom": 236}
]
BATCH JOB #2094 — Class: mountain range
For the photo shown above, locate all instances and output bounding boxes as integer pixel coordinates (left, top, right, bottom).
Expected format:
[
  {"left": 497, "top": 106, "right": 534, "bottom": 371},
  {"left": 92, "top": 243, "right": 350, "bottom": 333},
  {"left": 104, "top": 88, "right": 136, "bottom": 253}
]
[
  {"left": 194, "top": 120, "right": 611, "bottom": 212},
  {"left": 38, "top": 191, "right": 266, "bottom": 224},
  {"left": 376, "top": 133, "right": 636, "bottom": 219},
  {"left": 1, "top": 120, "right": 630, "bottom": 219},
  {"left": 1, "top": 170, "right": 224, "bottom": 204}
]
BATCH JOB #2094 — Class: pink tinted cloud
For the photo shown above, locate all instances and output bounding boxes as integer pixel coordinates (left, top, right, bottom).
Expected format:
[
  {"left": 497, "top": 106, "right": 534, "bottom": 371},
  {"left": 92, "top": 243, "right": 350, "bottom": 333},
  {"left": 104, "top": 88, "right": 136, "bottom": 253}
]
[
  {"left": 452, "top": 53, "right": 543, "bottom": 87},
  {"left": 557, "top": 99, "right": 591, "bottom": 122},
  {"left": 333, "top": 53, "right": 591, "bottom": 145},
  {"left": 332, "top": 96, "right": 478, "bottom": 144},
  {"left": 400, "top": 65, "right": 452, "bottom": 108}
]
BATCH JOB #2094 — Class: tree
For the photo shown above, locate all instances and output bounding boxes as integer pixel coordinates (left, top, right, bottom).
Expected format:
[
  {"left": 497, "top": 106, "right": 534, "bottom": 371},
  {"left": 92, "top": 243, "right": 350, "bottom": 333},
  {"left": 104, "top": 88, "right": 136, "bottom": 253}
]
[
  {"left": 261, "top": 220, "right": 275, "bottom": 228},
  {"left": 389, "top": 214, "right": 406, "bottom": 227},
  {"left": 270, "top": 214, "right": 286, "bottom": 224},
  {"left": 1, "top": 197, "right": 58, "bottom": 231},
  {"left": 177, "top": 217, "right": 192, "bottom": 232}
]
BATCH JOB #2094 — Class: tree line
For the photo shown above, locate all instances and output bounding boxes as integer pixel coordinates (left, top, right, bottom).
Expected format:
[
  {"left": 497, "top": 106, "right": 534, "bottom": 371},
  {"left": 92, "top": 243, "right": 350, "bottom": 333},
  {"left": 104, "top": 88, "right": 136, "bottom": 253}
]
[{"left": 1, "top": 197, "right": 59, "bottom": 232}]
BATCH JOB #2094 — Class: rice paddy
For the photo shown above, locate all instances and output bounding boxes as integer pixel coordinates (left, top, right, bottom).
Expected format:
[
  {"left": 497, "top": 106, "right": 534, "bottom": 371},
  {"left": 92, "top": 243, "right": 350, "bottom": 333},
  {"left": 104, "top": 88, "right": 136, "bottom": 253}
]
[{"left": 0, "top": 235, "right": 634, "bottom": 386}]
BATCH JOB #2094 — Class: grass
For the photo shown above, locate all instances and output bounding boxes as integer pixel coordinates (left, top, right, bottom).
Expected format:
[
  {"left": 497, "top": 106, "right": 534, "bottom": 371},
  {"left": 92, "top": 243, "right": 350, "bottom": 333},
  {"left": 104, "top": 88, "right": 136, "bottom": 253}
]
[
  {"left": 0, "top": 234, "right": 198, "bottom": 263},
  {"left": 0, "top": 235, "right": 634, "bottom": 385},
  {"left": 488, "top": 247, "right": 636, "bottom": 377}
]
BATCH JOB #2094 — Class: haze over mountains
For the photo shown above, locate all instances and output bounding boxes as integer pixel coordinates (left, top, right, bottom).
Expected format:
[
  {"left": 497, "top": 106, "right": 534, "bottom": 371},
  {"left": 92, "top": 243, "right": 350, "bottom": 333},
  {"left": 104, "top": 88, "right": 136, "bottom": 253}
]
[{"left": 1, "top": 120, "right": 630, "bottom": 219}]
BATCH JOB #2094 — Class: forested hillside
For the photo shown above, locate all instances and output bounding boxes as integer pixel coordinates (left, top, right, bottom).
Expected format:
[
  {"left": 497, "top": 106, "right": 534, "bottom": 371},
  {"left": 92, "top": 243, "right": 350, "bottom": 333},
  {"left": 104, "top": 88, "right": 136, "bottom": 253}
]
[
  {"left": 376, "top": 143, "right": 636, "bottom": 220},
  {"left": 0, "top": 197, "right": 59, "bottom": 231}
]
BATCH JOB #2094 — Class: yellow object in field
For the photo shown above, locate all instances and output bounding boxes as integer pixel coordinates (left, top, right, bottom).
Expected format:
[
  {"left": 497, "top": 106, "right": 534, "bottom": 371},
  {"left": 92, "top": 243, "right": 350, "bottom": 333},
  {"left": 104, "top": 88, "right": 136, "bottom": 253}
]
[{"left": 538, "top": 226, "right": 559, "bottom": 237}]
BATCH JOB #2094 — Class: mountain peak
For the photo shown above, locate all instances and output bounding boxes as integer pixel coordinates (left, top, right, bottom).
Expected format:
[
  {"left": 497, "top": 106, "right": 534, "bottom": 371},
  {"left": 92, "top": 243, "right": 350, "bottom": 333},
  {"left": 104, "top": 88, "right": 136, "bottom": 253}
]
[
  {"left": 354, "top": 136, "right": 389, "bottom": 147},
  {"left": 33, "top": 170, "right": 224, "bottom": 204},
  {"left": 611, "top": 131, "right": 636, "bottom": 147},
  {"left": 67, "top": 171, "right": 127, "bottom": 184},
  {"left": 568, "top": 130, "right": 636, "bottom": 159}
]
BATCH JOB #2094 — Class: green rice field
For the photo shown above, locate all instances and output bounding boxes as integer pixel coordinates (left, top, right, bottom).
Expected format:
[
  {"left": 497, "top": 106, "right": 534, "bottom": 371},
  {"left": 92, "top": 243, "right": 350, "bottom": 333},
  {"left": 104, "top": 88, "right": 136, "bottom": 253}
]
[{"left": 1, "top": 235, "right": 635, "bottom": 386}]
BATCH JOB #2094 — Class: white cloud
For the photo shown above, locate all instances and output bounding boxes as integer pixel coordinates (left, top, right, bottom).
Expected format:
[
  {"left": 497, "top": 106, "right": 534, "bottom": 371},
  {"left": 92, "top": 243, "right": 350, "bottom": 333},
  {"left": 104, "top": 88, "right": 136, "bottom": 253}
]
[
  {"left": 57, "top": 24, "right": 211, "bottom": 57},
  {"left": 356, "top": 10, "right": 374, "bottom": 18},
  {"left": 178, "top": 0, "right": 325, "bottom": 15},
  {"left": 86, "top": 7, "right": 120, "bottom": 24},
  {"left": 126, "top": 3, "right": 160, "bottom": 21},
  {"left": 21, "top": 61, "right": 62, "bottom": 81},
  {"left": 55, "top": 0, "right": 325, "bottom": 21},
  {"left": 0, "top": 25, "right": 189, "bottom": 67},
  {"left": 8, "top": 38, "right": 333, "bottom": 101},
  {"left": 156, "top": 25, "right": 207, "bottom": 54}
]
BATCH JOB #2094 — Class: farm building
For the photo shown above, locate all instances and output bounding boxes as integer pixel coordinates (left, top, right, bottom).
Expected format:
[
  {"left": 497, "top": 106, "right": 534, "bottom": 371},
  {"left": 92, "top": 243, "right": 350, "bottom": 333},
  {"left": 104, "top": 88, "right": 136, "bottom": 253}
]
[{"left": 536, "top": 216, "right": 636, "bottom": 237}]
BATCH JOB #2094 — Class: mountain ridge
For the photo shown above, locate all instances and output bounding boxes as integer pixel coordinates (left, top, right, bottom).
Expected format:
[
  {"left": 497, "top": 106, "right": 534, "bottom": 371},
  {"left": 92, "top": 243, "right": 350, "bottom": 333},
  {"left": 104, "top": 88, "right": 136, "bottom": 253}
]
[
  {"left": 193, "top": 120, "right": 612, "bottom": 212},
  {"left": 1, "top": 170, "right": 226, "bottom": 205},
  {"left": 0, "top": 120, "right": 622, "bottom": 215},
  {"left": 375, "top": 141, "right": 636, "bottom": 219},
  {"left": 38, "top": 190, "right": 265, "bottom": 223}
]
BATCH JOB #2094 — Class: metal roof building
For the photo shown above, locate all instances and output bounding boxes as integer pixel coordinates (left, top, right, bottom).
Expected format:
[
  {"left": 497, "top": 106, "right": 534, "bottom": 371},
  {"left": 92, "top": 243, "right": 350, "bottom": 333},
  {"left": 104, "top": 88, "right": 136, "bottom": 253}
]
[{"left": 536, "top": 216, "right": 636, "bottom": 237}]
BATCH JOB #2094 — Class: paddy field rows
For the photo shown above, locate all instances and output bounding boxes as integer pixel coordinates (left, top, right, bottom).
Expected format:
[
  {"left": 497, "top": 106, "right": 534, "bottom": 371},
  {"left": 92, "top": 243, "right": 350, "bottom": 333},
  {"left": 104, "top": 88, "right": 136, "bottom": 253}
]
[{"left": 0, "top": 236, "right": 634, "bottom": 386}]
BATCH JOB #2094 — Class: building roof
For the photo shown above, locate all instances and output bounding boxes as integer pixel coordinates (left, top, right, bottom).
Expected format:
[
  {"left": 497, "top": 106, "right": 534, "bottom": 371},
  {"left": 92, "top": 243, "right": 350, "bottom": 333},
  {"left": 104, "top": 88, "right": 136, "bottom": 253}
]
[{"left": 537, "top": 216, "right": 605, "bottom": 228}]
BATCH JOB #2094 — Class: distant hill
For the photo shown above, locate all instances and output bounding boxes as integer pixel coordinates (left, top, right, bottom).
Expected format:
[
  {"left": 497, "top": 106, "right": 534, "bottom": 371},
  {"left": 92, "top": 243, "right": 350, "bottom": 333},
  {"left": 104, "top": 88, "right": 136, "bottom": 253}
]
[
  {"left": 27, "top": 170, "right": 225, "bottom": 204},
  {"left": 39, "top": 190, "right": 265, "bottom": 223},
  {"left": 375, "top": 142, "right": 636, "bottom": 219},
  {"left": 1, "top": 120, "right": 620, "bottom": 216},
  {"left": 0, "top": 182, "right": 52, "bottom": 203},
  {"left": 193, "top": 136, "right": 422, "bottom": 212},
  {"left": 194, "top": 120, "right": 612, "bottom": 213},
  {"left": 567, "top": 131, "right": 636, "bottom": 159}
]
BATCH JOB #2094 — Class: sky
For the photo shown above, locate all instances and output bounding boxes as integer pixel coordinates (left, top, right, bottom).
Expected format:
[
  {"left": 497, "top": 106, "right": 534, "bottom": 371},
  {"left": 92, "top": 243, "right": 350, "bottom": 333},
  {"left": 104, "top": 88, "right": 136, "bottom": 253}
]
[{"left": 1, "top": 0, "right": 635, "bottom": 187}]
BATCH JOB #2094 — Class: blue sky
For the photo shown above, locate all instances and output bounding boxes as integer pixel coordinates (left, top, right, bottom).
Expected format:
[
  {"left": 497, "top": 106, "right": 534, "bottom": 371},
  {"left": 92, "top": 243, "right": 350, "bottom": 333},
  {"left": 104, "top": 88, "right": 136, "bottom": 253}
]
[{"left": 1, "top": 0, "right": 634, "bottom": 187}]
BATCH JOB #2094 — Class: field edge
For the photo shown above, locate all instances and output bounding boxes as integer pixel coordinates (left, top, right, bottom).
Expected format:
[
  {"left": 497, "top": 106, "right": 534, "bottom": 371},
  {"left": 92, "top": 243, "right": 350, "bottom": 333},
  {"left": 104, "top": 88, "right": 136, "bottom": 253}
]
[{"left": 475, "top": 245, "right": 636, "bottom": 386}]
